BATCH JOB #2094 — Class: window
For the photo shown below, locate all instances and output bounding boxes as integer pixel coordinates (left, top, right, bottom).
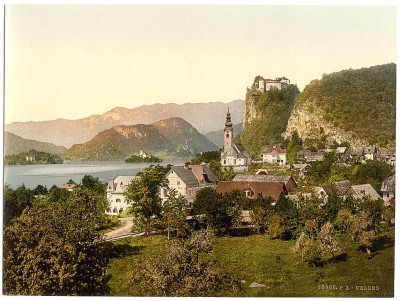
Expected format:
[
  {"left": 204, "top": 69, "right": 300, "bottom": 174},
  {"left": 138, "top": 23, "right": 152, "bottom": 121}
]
[
  {"left": 226, "top": 133, "right": 229, "bottom": 138},
  {"left": 177, "top": 180, "right": 181, "bottom": 185},
  {"left": 119, "top": 208, "right": 124, "bottom": 213},
  {"left": 113, "top": 207, "right": 118, "bottom": 213},
  {"left": 224, "top": 160, "right": 226, "bottom": 164},
  {"left": 116, "top": 198, "right": 121, "bottom": 203}
]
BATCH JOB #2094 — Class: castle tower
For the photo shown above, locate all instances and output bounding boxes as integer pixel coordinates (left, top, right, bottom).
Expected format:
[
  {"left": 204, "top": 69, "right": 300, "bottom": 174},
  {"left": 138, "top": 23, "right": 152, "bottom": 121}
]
[{"left": 224, "top": 108, "right": 234, "bottom": 152}]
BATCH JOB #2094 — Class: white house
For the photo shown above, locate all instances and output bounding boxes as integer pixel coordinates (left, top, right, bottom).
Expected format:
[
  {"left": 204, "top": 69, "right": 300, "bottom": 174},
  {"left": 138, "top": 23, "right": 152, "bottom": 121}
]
[
  {"left": 381, "top": 171, "right": 395, "bottom": 206},
  {"left": 262, "top": 145, "right": 287, "bottom": 165},
  {"left": 220, "top": 109, "right": 252, "bottom": 171},
  {"left": 106, "top": 175, "right": 138, "bottom": 215},
  {"left": 163, "top": 163, "right": 219, "bottom": 206}
]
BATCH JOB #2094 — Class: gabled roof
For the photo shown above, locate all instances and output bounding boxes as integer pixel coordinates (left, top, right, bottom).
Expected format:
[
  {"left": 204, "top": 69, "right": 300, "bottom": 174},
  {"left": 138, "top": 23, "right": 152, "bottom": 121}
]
[
  {"left": 232, "top": 174, "right": 296, "bottom": 187},
  {"left": 364, "top": 146, "right": 376, "bottom": 154},
  {"left": 262, "top": 145, "right": 287, "bottom": 154},
  {"left": 322, "top": 180, "right": 352, "bottom": 196},
  {"left": 351, "top": 184, "right": 381, "bottom": 201},
  {"left": 290, "top": 163, "right": 311, "bottom": 170},
  {"left": 336, "top": 147, "right": 348, "bottom": 154},
  {"left": 381, "top": 171, "right": 395, "bottom": 192},
  {"left": 60, "top": 183, "right": 76, "bottom": 190},
  {"left": 216, "top": 181, "right": 287, "bottom": 200},
  {"left": 166, "top": 164, "right": 219, "bottom": 186}
]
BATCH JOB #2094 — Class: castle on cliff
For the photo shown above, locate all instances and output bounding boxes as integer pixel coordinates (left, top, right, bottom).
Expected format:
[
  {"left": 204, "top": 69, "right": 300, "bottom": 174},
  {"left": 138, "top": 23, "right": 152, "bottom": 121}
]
[{"left": 257, "top": 76, "right": 290, "bottom": 92}]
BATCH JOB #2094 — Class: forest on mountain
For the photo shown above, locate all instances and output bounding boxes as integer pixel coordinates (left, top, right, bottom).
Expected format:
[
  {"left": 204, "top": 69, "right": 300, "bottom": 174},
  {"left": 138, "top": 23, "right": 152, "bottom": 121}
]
[{"left": 292, "top": 63, "right": 396, "bottom": 147}]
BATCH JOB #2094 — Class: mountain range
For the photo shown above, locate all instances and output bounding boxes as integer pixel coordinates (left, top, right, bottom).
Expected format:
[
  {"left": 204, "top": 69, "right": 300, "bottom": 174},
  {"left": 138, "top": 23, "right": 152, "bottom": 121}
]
[{"left": 5, "top": 100, "right": 244, "bottom": 148}]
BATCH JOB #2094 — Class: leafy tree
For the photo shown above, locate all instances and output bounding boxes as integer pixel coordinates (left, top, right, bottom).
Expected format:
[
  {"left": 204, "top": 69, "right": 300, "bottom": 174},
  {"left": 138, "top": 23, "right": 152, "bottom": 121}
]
[
  {"left": 268, "top": 214, "right": 286, "bottom": 239},
  {"left": 33, "top": 184, "right": 48, "bottom": 196},
  {"left": 47, "top": 185, "right": 71, "bottom": 203},
  {"left": 132, "top": 231, "right": 241, "bottom": 297},
  {"left": 193, "top": 188, "right": 242, "bottom": 236},
  {"left": 3, "top": 184, "right": 35, "bottom": 226},
  {"left": 190, "top": 150, "right": 221, "bottom": 165},
  {"left": 350, "top": 211, "right": 378, "bottom": 255},
  {"left": 318, "top": 222, "right": 341, "bottom": 258},
  {"left": 334, "top": 208, "right": 353, "bottom": 233},
  {"left": 81, "top": 175, "right": 106, "bottom": 195},
  {"left": 350, "top": 160, "right": 391, "bottom": 192},
  {"left": 292, "top": 232, "right": 309, "bottom": 262},
  {"left": 124, "top": 165, "right": 167, "bottom": 236},
  {"left": 3, "top": 188, "right": 110, "bottom": 295},
  {"left": 162, "top": 188, "right": 188, "bottom": 240},
  {"left": 274, "top": 194, "right": 299, "bottom": 238}
]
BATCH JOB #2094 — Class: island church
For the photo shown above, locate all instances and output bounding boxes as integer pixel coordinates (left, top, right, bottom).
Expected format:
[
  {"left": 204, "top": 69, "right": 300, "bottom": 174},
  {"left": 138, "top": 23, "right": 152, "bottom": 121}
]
[{"left": 220, "top": 109, "right": 252, "bottom": 171}]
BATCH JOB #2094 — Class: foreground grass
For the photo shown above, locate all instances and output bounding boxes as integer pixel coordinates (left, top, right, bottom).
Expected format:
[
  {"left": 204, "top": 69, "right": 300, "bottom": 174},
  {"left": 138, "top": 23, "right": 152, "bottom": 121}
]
[{"left": 107, "top": 227, "right": 394, "bottom": 297}]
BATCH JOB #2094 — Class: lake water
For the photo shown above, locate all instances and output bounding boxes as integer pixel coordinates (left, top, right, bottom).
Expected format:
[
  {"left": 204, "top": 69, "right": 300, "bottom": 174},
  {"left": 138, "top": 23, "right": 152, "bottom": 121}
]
[{"left": 3, "top": 161, "right": 181, "bottom": 189}]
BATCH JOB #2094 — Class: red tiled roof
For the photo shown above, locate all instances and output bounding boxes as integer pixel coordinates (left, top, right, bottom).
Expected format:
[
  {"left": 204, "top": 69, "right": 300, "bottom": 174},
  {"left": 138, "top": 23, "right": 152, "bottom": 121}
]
[{"left": 216, "top": 181, "right": 287, "bottom": 200}]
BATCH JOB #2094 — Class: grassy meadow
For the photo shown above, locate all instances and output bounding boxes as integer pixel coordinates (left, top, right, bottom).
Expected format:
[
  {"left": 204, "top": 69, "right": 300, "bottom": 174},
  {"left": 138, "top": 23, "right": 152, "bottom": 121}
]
[{"left": 107, "top": 227, "right": 394, "bottom": 297}]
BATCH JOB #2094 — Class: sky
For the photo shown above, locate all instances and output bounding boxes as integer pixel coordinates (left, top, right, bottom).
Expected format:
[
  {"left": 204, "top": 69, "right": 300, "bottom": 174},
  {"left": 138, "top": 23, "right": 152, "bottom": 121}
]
[{"left": 4, "top": 2, "right": 397, "bottom": 124}]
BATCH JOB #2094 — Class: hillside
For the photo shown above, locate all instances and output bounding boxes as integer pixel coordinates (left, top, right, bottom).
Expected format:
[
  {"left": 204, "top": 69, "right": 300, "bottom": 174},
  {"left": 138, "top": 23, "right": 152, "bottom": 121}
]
[
  {"left": 240, "top": 84, "right": 300, "bottom": 155},
  {"left": 5, "top": 100, "right": 244, "bottom": 148},
  {"left": 284, "top": 63, "right": 396, "bottom": 148},
  {"left": 4, "top": 132, "right": 67, "bottom": 155},
  {"left": 205, "top": 123, "right": 242, "bottom": 148},
  {"left": 65, "top": 117, "right": 219, "bottom": 160}
]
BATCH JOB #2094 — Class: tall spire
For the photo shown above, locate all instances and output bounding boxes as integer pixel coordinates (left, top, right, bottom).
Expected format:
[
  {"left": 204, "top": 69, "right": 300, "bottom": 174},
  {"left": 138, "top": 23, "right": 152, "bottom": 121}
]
[{"left": 225, "top": 108, "right": 232, "bottom": 129}]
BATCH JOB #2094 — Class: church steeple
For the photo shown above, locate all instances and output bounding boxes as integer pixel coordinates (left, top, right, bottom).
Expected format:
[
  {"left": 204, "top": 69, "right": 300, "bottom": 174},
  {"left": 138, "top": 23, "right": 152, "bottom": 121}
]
[
  {"left": 225, "top": 107, "right": 233, "bottom": 129},
  {"left": 223, "top": 108, "right": 234, "bottom": 152}
]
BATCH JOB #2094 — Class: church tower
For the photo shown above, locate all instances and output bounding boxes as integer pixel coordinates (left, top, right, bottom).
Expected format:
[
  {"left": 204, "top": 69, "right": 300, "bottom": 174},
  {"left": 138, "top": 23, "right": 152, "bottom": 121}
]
[{"left": 224, "top": 108, "right": 234, "bottom": 152}]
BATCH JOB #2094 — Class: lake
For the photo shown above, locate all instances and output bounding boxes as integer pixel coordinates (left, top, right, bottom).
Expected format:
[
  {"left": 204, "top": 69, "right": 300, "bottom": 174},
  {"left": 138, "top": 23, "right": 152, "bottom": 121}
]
[{"left": 3, "top": 160, "right": 182, "bottom": 189}]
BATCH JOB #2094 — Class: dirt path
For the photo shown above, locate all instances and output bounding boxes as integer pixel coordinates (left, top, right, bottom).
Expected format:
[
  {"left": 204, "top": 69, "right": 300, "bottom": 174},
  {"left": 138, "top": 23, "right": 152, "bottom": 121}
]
[{"left": 104, "top": 217, "right": 133, "bottom": 239}]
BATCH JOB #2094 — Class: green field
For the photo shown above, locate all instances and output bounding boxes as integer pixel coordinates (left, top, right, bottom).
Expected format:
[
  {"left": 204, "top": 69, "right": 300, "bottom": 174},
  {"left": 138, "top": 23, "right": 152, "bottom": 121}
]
[{"left": 107, "top": 227, "right": 394, "bottom": 297}]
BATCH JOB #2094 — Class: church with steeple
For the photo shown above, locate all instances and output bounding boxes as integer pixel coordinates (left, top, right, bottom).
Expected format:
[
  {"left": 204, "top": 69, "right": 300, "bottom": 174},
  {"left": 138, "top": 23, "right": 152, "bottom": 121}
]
[{"left": 220, "top": 109, "right": 252, "bottom": 171}]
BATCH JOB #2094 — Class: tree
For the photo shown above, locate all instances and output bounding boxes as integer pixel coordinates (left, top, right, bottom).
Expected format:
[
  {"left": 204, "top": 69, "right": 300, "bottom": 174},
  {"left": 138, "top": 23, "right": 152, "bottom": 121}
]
[
  {"left": 334, "top": 208, "right": 353, "bottom": 233},
  {"left": 124, "top": 165, "right": 167, "bottom": 236},
  {"left": 268, "top": 214, "right": 286, "bottom": 239},
  {"left": 292, "top": 232, "right": 309, "bottom": 262},
  {"left": 81, "top": 175, "right": 106, "bottom": 195},
  {"left": 318, "top": 222, "right": 341, "bottom": 258},
  {"left": 350, "top": 211, "right": 378, "bottom": 255},
  {"left": 249, "top": 205, "right": 266, "bottom": 234},
  {"left": 3, "top": 184, "right": 35, "bottom": 226},
  {"left": 162, "top": 188, "right": 188, "bottom": 240},
  {"left": 132, "top": 232, "right": 240, "bottom": 296},
  {"left": 3, "top": 188, "right": 110, "bottom": 295}
]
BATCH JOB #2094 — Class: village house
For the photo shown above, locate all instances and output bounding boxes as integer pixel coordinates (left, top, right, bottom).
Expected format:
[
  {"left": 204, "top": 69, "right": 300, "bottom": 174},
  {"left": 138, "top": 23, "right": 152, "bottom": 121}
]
[
  {"left": 290, "top": 163, "right": 311, "bottom": 178},
  {"left": 320, "top": 180, "right": 381, "bottom": 201},
  {"left": 381, "top": 170, "right": 395, "bottom": 206},
  {"left": 364, "top": 146, "right": 377, "bottom": 161},
  {"left": 216, "top": 181, "right": 287, "bottom": 202},
  {"left": 106, "top": 175, "right": 138, "bottom": 215},
  {"left": 377, "top": 148, "right": 396, "bottom": 166},
  {"left": 163, "top": 163, "right": 219, "bottom": 206},
  {"left": 232, "top": 174, "right": 298, "bottom": 193},
  {"left": 262, "top": 145, "right": 287, "bottom": 165},
  {"left": 257, "top": 76, "right": 290, "bottom": 92},
  {"left": 220, "top": 109, "right": 252, "bottom": 171},
  {"left": 60, "top": 183, "right": 77, "bottom": 192},
  {"left": 297, "top": 150, "right": 325, "bottom": 162}
]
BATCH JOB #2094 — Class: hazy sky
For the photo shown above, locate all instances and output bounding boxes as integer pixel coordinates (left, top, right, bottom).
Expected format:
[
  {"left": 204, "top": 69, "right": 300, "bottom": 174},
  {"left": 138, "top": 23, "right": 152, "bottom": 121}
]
[{"left": 4, "top": 4, "right": 397, "bottom": 123}]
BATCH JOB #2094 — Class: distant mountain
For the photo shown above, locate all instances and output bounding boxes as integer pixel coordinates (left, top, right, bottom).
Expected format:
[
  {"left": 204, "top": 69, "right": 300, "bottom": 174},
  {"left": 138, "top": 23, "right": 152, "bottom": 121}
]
[
  {"left": 205, "top": 123, "right": 243, "bottom": 148},
  {"left": 65, "top": 117, "right": 219, "bottom": 160},
  {"left": 5, "top": 100, "right": 244, "bottom": 148},
  {"left": 4, "top": 132, "right": 67, "bottom": 155}
]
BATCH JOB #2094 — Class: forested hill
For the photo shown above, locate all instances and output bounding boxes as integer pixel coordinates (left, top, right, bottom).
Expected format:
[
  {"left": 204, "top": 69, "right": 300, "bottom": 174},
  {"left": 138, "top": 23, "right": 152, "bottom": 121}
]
[
  {"left": 65, "top": 117, "right": 219, "bottom": 160},
  {"left": 240, "top": 83, "right": 300, "bottom": 156},
  {"left": 285, "top": 63, "right": 396, "bottom": 148}
]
